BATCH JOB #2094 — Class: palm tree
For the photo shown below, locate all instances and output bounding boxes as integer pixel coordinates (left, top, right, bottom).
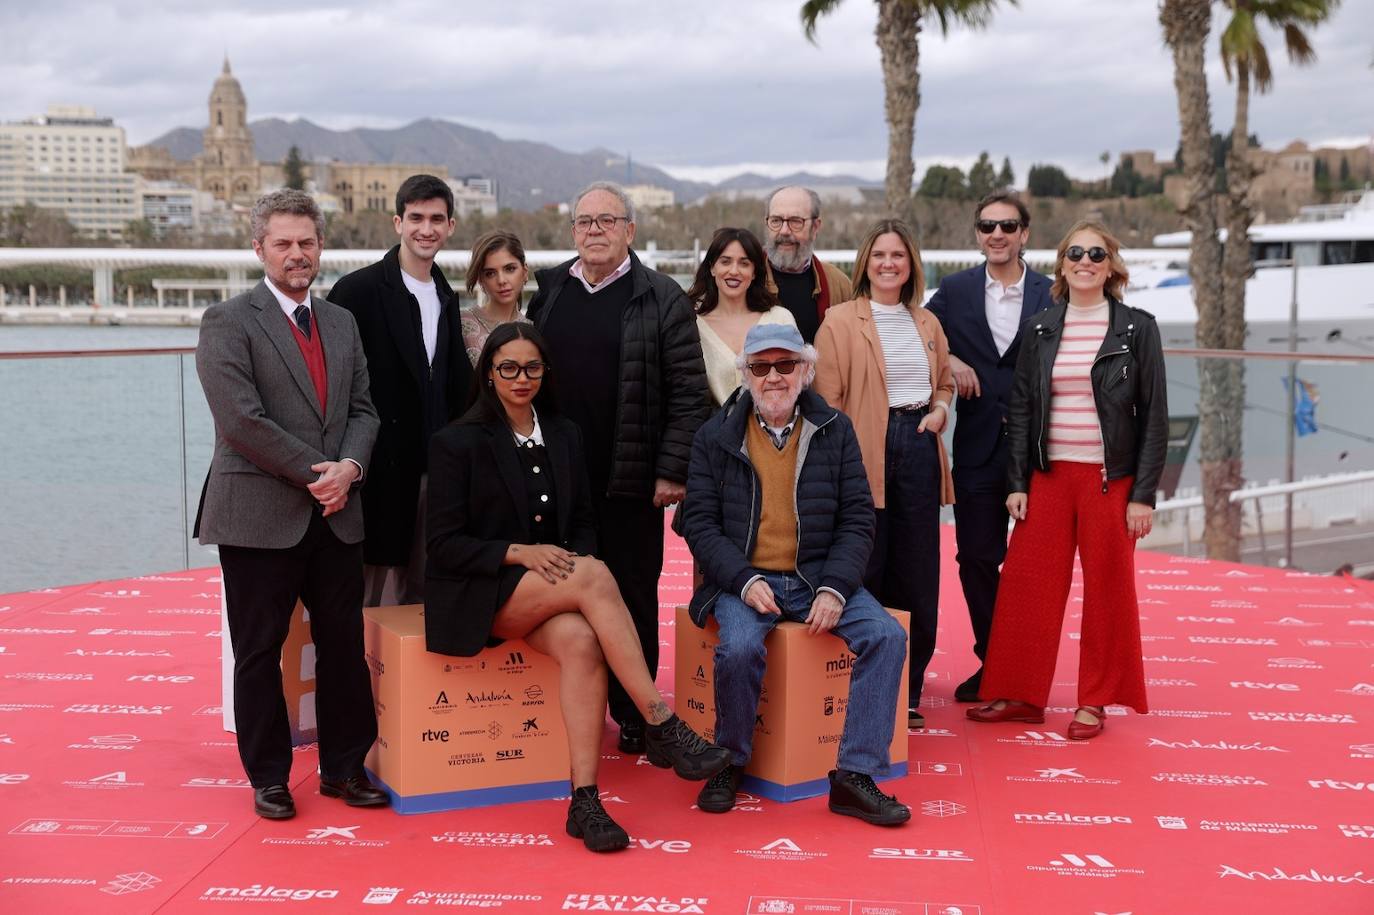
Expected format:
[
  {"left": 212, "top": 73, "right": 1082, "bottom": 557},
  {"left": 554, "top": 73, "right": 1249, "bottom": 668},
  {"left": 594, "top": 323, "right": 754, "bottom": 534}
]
[
  {"left": 1161, "top": 0, "right": 1237, "bottom": 559},
  {"left": 801, "top": 0, "right": 1013, "bottom": 215}
]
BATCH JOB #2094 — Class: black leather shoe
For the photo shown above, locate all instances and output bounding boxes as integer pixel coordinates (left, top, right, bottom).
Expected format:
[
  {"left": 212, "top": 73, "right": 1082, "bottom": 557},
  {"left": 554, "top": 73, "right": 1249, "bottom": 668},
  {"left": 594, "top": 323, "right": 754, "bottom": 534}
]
[
  {"left": 954, "top": 668, "right": 984, "bottom": 703},
  {"left": 617, "top": 721, "right": 646, "bottom": 755},
  {"left": 828, "top": 769, "right": 911, "bottom": 826},
  {"left": 253, "top": 784, "right": 295, "bottom": 819},
  {"left": 319, "top": 773, "right": 389, "bottom": 807},
  {"left": 908, "top": 707, "right": 925, "bottom": 730},
  {"left": 566, "top": 785, "right": 630, "bottom": 852},
  {"left": 696, "top": 764, "right": 741, "bottom": 813},
  {"left": 645, "top": 715, "right": 731, "bottom": 780}
]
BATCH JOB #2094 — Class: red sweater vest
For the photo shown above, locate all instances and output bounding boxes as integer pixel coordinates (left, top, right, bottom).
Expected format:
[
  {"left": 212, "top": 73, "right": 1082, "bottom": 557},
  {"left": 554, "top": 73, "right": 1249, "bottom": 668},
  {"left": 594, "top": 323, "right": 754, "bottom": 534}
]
[{"left": 286, "top": 307, "right": 328, "bottom": 416}]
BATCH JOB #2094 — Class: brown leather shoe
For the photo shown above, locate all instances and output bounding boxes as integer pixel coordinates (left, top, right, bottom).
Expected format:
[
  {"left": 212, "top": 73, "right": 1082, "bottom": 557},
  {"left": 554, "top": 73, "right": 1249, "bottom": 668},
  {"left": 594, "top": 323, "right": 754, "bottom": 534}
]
[
  {"left": 965, "top": 700, "right": 1045, "bottom": 724},
  {"left": 319, "top": 773, "right": 389, "bottom": 807},
  {"left": 1067, "top": 706, "right": 1105, "bottom": 740}
]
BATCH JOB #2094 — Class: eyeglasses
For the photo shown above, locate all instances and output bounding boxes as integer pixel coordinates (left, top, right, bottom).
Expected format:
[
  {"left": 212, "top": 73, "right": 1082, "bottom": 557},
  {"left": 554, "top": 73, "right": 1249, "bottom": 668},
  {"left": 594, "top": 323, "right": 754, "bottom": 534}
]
[
  {"left": 976, "top": 218, "right": 1024, "bottom": 235},
  {"left": 572, "top": 214, "right": 629, "bottom": 233},
  {"left": 765, "top": 215, "right": 811, "bottom": 232},
  {"left": 493, "top": 360, "right": 547, "bottom": 380},
  {"left": 1065, "top": 245, "right": 1109, "bottom": 264},
  {"left": 745, "top": 358, "right": 802, "bottom": 378}
]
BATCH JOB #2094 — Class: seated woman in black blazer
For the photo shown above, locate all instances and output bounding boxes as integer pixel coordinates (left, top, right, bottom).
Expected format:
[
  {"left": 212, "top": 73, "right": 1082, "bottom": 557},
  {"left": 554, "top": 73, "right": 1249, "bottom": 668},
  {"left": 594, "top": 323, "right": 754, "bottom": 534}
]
[{"left": 426, "top": 322, "right": 729, "bottom": 852}]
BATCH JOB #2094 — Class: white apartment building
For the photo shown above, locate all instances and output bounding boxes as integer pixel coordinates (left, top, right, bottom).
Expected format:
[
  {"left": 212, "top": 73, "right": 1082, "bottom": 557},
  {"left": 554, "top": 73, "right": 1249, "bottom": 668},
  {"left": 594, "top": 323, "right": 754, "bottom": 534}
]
[{"left": 0, "top": 104, "right": 138, "bottom": 237}]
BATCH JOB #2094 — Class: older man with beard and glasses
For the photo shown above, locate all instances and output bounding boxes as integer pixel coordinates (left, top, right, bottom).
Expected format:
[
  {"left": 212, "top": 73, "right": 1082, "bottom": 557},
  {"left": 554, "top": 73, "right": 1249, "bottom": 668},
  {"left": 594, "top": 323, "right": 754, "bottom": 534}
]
[
  {"left": 527, "top": 181, "right": 709, "bottom": 756},
  {"left": 762, "top": 185, "right": 853, "bottom": 343},
  {"left": 682, "top": 323, "right": 910, "bottom": 826}
]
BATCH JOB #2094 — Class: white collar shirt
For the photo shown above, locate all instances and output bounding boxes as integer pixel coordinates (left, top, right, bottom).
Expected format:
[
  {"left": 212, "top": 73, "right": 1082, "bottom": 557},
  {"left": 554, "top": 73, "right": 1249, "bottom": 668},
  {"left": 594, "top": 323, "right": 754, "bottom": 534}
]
[
  {"left": 264, "top": 276, "right": 311, "bottom": 322},
  {"left": 570, "top": 255, "right": 633, "bottom": 294},
  {"left": 984, "top": 262, "right": 1026, "bottom": 357}
]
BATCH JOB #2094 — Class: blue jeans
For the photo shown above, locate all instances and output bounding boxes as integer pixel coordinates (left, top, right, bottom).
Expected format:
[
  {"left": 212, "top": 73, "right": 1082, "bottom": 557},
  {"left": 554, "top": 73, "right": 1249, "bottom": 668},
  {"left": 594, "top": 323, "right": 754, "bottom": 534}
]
[{"left": 711, "top": 572, "right": 907, "bottom": 776}]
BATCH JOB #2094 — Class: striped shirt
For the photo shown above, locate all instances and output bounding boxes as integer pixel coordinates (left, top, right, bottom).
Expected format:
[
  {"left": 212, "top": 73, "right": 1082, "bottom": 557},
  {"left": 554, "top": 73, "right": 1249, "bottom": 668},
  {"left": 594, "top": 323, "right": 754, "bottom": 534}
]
[
  {"left": 870, "top": 301, "right": 932, "bottom": 408},
  {"left": 1047, "top": 301, "right": 1109, "bottom": 464}
]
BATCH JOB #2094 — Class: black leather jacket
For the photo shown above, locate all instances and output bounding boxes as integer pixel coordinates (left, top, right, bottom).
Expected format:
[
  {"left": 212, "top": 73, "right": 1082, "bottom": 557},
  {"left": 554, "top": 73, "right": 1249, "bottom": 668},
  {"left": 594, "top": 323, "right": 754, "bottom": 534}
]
[{"left": 1005, "top": 296, "right": 1168, "bottom": 507}]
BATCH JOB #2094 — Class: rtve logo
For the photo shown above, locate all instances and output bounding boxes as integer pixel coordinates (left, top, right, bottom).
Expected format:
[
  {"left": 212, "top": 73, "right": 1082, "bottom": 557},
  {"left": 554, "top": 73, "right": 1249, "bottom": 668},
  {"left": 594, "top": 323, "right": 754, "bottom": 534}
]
[
  {"left": 420, "top": 728, "right": 450, "bottom": 743},
  {"left": 1229, "top": 681, "right": 1299, "bottom": 690},
  {"left": 1308, "top": 779, "right": 1374, "bottom": 791}
]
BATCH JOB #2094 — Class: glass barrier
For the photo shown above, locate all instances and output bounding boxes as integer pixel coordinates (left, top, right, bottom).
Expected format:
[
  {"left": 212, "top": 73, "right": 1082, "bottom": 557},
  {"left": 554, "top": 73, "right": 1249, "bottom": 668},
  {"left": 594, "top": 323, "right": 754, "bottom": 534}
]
[{"left": 1, "top": 328, "right": 1372, "bottom": 593}]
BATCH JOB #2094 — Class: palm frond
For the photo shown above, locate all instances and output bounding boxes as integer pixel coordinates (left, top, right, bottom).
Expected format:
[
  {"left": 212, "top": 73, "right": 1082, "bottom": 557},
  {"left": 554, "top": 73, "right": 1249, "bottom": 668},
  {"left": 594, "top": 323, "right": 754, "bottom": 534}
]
[{"left": 800, "top": 0, "right": 844, "bottom": 44}]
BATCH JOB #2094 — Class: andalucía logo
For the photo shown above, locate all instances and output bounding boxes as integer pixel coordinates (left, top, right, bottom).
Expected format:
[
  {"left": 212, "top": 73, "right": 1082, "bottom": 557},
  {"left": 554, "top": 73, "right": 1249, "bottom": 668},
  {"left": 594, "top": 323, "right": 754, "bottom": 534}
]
[
  {"left": 561, "top": 895, "right": 707, "bottom": 912},
  {"left": 1146, "top": 738, "right": 1288, "bottom": 752},
  {"left": 1217, "top": 865, "right": 1374, "bottom": 885},
  {"left": 735, "top": 837, "right": 827, "bottom": 861},
  {"left": 464, "top": 689, "right": 513, "bottom": 708}
]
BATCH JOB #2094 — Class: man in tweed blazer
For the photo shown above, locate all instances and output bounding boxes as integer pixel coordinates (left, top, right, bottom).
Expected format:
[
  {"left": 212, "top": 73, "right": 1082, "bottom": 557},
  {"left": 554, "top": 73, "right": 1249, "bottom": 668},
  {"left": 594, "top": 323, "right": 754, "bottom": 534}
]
[{"left": 195, "top": 189, "right": 385, "bottom": 819}]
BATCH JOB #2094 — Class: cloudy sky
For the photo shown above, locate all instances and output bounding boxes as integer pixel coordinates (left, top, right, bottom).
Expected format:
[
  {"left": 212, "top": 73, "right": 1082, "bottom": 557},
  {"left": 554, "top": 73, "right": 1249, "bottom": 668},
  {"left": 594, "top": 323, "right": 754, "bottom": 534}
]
[{"left": 3, "top": 0, "right": 1370, "bottom": 183}]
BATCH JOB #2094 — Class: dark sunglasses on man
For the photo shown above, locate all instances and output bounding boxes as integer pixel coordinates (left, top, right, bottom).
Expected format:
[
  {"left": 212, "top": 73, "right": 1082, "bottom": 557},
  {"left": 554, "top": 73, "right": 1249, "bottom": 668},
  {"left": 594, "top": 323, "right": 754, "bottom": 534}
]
[
  {"left": 745, "top": 358, "right": 802, "bottom": 378},
  {"left": 1065, "top": 245, "right": 1109, "bottom": 264},
  {"left": 975, "top": 218, "right": 1023, "bottom": 235}
]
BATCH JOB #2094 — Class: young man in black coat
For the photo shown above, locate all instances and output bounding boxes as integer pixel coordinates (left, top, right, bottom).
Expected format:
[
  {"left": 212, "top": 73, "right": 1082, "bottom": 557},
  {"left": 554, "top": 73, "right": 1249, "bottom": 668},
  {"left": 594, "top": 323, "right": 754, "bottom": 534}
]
[
  {"left": 926, "top": 190, "right": 1052, "bottom": 701},
  {"left": 328, "top": 174, "right": 473, "bottom": 606}
]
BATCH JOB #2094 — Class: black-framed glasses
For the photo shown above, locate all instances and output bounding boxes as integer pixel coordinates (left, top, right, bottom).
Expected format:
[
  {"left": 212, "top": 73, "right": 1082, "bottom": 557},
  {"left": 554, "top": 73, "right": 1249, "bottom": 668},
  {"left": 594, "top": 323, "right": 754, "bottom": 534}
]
[
  {"left": 976, "top": 218, "right": 1023, "bottom": 235},
  {"left": 493, "top": 360, "right": 547, "bottom": 380},
  {"left": 745, "top": 358, "right": 802, "bottom": 378},
  {"left": 1065, "top": 245, "right": 1109, "bottom": 264},
  {"left": 572, "top": 214, "right": 629, "bottom": 233},
  {"left": 765, "top": 215, "right": 811, "bottom": 232}
]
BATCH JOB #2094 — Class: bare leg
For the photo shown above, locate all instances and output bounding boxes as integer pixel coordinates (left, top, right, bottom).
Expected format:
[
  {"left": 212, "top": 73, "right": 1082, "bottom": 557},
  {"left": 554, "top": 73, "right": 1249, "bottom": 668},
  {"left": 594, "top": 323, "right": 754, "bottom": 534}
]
[
  {"left": 524, "top": 612, "right": 607, "bottom": 788},
  {"left": 491, "top": 558, "right": 669, "bottom": 724}
]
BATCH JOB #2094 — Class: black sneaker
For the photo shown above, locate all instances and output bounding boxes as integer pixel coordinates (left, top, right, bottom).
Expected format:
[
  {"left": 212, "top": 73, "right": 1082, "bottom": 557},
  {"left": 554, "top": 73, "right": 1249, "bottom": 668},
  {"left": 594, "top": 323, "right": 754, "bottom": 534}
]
[
  {"left": 696, "top": 764, "right": 741, "bottom": 813},
  {"left": 828, "top": 769, "right": 911, "bottom": 826},
  {"left": 565, "top": 785, "right": 630, "bottom": 852},
  {"left": 644, "top": 714, "right": 731, "bottom": 780},
  {"left": 954, "top": 668, "right": 983, "bottom": 703},
  {"left": 908, "top": 707, "right": 925, "bottom": 730},
  {"left": 617, "top": 720, "right": 645, "bottom": 755}
]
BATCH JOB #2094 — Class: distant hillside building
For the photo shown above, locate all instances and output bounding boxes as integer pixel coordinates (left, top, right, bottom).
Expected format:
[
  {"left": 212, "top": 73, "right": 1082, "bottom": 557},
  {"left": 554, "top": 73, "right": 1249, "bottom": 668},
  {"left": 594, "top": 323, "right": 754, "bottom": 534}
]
[
  {"left": 0, "top": 104, "right": 139, "bottom": 237},
  {"left": 624, "top": 183, "right": 675, "bottom": 211},
  {"left": 129, "top": 59, "right": 448, "bottom": 214}
]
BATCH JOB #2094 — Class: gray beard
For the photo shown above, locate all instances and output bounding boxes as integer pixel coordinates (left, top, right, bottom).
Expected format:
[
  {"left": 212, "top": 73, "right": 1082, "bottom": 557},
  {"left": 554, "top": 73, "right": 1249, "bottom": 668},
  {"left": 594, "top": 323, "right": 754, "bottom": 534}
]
[{"left": 766, "top": 239, "right": 814, "bottom": 273}]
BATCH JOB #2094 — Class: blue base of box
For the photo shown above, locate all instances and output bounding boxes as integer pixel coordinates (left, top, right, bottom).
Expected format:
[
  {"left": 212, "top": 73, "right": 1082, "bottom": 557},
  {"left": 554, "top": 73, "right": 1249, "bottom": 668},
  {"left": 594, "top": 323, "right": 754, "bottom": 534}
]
[
  {"left": 365, "top": 767, "right": 570, "bottom": 814},
  {"left": 740, "top": 761, "right": 908, "bottom": 803}
]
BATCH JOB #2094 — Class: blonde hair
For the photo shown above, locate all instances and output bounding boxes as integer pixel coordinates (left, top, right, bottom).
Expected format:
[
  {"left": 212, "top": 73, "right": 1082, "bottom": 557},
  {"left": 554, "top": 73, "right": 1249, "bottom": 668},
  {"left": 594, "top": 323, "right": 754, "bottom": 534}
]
[
  {"left": 851, "top": 218, "right": 925, "bottom": 306},
  {"left": 1050, "top": 219, "right": 1130, "bottom": 303}
]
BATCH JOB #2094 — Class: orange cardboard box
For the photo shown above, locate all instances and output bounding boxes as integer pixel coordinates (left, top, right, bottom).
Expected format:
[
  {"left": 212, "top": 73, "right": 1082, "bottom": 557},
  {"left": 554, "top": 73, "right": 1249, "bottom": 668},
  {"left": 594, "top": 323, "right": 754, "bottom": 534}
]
[
  {"left": 363, "top": 604, "right": 569, "bottom": 814},
  {"left": 675, "top": 605, "right": 908, "bottom": 801}
]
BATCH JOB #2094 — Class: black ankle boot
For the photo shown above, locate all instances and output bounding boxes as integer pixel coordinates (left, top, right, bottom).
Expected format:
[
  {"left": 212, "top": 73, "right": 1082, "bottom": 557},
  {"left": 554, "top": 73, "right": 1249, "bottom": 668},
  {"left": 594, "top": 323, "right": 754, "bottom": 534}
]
[
  {"left": 644, "top": 714, "right": 731, "bottom": 780},
  {"left": 565, "top": 785, "right": 629, "bottom": 852}
]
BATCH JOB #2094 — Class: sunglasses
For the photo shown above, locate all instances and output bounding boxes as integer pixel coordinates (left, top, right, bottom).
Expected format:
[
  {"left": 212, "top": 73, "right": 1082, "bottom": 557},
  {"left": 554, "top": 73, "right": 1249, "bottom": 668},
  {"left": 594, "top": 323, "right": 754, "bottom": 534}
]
[
  {"left": 975, "top": 218, "right": 1023, "bottom": 235},
  {"left": 1065, "top": 245, "right": 1109, "bottom": 263},
  {"left": 745, "top": 358, "right": 801, "bottom": 378}
]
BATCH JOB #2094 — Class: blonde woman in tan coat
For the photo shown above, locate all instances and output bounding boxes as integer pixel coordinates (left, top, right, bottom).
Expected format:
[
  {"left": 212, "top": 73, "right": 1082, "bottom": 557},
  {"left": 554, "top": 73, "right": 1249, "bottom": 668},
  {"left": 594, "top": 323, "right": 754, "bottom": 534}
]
[{"left": 814, "top": 219, "right": 955, "bottom": 730}]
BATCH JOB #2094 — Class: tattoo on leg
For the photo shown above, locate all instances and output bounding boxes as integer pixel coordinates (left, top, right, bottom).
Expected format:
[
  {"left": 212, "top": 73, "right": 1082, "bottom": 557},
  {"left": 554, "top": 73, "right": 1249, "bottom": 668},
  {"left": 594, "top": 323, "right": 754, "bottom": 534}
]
[{"left": 646, "top": 700, "right": 671, "bottom": 725}]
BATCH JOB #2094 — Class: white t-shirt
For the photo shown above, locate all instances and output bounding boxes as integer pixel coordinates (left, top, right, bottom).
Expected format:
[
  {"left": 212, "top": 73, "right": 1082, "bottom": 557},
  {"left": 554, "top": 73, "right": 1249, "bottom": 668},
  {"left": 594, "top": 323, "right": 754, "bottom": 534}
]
[
  {"left": 869, "top": 300, "right": 932, "bottom": 408},
  {"left": 401, "top": 270, "right": 441, "bottom": 364}
]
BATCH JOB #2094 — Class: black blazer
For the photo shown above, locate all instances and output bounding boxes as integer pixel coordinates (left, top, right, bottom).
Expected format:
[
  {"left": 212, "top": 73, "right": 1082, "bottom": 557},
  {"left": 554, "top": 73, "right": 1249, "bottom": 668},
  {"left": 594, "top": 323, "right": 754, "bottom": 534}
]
[
  {"left": 328, "top": 246, "right": 474, "bottom": 565},
  {"left": 424, "top": 413, "right": 598, "bottom": 656},
  {"left": 926, "top": 263, "right": 1052, "bottom": 469}
]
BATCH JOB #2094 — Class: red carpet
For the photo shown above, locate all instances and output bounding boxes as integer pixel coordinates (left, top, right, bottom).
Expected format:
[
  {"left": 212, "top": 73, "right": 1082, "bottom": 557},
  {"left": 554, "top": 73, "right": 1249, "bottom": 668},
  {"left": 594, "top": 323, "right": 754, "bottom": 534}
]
[{"left": 1, "top": 524, "right": 1372, "bottom": 914}]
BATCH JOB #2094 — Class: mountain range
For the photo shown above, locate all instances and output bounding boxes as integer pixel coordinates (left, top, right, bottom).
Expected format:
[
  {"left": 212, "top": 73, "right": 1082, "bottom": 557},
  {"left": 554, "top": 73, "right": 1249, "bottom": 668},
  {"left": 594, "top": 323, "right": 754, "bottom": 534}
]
[{"left": 143, "top": 117, "right": 877, "bottom": 212}]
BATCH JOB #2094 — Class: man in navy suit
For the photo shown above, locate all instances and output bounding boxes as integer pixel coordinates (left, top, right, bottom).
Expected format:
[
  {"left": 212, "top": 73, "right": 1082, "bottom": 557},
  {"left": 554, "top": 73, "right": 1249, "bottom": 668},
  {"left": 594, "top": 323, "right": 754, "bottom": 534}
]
[{"left": 926, "top": 190, "right": 1052, "bottom": 702}]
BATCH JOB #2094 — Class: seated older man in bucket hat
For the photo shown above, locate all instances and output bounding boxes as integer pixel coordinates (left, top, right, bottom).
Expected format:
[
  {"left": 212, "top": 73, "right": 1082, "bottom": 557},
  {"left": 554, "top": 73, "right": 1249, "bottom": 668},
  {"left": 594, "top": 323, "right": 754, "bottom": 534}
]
[{"left": 681, "top": 323, "right": 910, "bottom": 825}]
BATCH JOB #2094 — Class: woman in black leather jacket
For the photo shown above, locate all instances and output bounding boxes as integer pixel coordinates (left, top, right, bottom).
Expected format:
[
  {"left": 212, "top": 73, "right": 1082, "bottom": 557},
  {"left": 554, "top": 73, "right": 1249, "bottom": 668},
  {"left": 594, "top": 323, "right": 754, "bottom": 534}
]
[{"left": 966, "top": 219, "right": 1167, "bottom": 740}]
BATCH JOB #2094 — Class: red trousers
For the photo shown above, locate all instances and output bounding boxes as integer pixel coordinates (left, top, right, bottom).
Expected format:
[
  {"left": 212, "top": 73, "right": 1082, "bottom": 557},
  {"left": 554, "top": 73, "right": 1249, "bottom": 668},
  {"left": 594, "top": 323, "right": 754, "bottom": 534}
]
[{"left": 979, "top": 461, "right": 1148, "bottom": 713}]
